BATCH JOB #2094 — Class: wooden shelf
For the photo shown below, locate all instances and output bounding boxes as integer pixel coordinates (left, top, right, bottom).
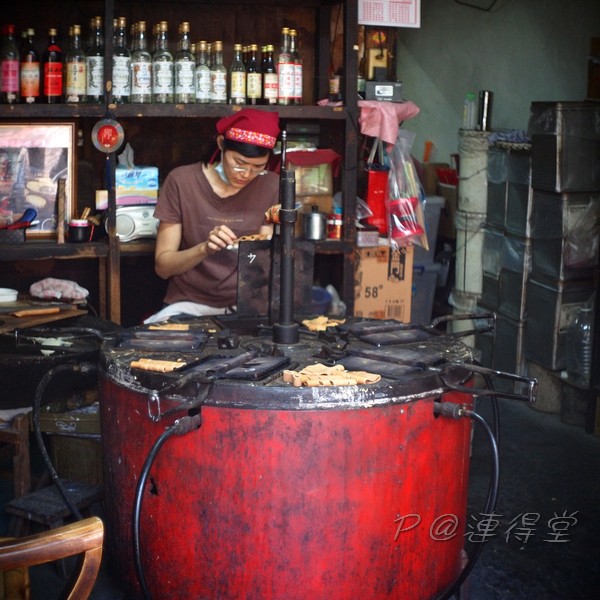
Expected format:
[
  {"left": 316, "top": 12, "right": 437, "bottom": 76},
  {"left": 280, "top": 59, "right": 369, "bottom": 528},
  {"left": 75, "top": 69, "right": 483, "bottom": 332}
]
[
  {"left": 0, "top": 104, "right": 106, "bottom": 119},
  {"left": 0, "top": 241, "right": 108, "bottom": 261},
  {"left": 4, "top": 0, "right": 359, "bottom": 324},
  {"left": 0, "top": 104, "right": 348, "bottom": 120}
]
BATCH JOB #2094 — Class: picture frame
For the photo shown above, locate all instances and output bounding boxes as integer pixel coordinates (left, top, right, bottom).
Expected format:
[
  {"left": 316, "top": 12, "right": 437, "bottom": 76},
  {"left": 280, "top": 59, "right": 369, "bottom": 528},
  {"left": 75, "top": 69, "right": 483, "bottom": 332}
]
[{"left": 0, "top": 121, "right": 76, "bottom": 239}]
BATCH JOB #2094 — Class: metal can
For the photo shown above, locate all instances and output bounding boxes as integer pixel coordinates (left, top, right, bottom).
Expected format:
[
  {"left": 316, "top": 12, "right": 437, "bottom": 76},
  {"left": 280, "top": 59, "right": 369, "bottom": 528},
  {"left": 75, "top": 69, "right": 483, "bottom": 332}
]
[
  {"left": 327, "top": 211, "right": 343, "bottom": 239},
  {"left": 478, "top": 90, "right": 493, "bottom": 131}
]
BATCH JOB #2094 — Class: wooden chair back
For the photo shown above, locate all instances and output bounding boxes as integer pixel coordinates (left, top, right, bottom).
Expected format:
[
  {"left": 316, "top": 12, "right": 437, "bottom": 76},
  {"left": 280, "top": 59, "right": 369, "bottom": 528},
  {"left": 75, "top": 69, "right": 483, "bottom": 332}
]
[{"left": 0, "top": 516, "right": 104, "bottom": 600}]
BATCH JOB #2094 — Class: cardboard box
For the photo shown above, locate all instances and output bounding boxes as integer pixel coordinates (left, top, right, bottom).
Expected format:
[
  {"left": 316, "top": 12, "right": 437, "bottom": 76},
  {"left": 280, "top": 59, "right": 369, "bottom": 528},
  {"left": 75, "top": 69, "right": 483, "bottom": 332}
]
[
  {"left": 289, "top": 163, "right": 333, "bottom": 196},
  {"left": 354, "top": 245, "right": 413, "bottom": 321},
  {"left": 115, "top": 165, "right": 159, "bottom": 189},
  {"left": 39, "top": 401, "right": 100, "bottom": 435},
  {"left": 356, "top": 225, "right": 380, "bottom": 247},
  {"left": 438, "top": 183, "right": 458, "bottom": 239},
  {"left": 286, "top": 149, "right": 341, "bottom": 196}
]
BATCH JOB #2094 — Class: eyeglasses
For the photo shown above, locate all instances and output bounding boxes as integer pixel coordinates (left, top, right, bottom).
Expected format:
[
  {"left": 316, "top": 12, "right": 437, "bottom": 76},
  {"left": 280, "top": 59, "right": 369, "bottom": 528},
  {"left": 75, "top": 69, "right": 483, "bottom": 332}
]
[
  {"left": 225, "top": 152, "right": 268, "bottom": 175},
  {"left": 229, "top": 163, "right": 268, "bottom": 175}
]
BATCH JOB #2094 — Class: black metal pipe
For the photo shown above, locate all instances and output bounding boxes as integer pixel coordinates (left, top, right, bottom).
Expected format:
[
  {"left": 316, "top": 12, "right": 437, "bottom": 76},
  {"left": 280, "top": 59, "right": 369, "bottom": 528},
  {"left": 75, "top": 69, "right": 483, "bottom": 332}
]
[{"left": 273, "top": 130, "right": 300, "bottom": 345}]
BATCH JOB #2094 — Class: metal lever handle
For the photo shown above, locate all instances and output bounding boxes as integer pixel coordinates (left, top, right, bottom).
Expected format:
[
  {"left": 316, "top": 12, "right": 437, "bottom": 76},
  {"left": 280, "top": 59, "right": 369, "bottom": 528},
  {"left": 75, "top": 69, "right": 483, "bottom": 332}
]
[
  {"left": 429, "top": 312, "right": 496, "bottom": 337},
  {"left": 439, "top": 361, "right": 538, "bottom": 403}
]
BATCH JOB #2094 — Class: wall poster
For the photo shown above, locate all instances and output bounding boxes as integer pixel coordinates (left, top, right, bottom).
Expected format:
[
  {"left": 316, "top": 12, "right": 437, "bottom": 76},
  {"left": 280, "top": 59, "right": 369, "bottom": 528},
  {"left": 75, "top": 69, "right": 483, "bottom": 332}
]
[
  {"left": 358, "top": 0, "right": 421, "bottom": 28},
  {"left": 0, "top": 122, "right": 76, "bottom": 238}
]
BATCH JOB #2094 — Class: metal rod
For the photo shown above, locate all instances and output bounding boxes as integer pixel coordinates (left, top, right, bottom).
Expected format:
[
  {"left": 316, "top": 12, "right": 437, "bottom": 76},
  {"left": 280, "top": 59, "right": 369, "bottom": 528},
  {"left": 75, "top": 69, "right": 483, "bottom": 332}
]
[{"left": 273, "top": 130, "right": 300, "bottom": 345}]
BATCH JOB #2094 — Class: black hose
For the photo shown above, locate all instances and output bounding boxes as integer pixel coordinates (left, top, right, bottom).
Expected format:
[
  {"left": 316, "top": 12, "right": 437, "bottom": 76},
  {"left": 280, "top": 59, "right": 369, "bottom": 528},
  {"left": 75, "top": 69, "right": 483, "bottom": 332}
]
[
  {"left": 132, "top": 414, "right": 202, "bottom": 600},
  {"left": 32, "top": 361, "right": 98, "bottom": 521},
  {"left": 433, "top": 403, "right": 500, "bottom": 600}
]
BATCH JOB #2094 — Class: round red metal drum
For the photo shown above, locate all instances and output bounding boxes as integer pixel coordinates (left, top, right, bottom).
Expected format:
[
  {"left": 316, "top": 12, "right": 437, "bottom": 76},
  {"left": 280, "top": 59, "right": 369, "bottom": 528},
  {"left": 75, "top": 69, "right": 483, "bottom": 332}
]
[{"left": 100, "top": 325, "right": 475, "bottom": 600}]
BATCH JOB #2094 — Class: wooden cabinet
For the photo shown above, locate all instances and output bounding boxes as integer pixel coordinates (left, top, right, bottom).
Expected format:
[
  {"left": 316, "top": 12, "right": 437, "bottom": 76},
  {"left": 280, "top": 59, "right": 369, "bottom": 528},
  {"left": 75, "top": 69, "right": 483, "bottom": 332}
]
[{"left": 1, "top": 0, "right": 358, "bottom": 325}]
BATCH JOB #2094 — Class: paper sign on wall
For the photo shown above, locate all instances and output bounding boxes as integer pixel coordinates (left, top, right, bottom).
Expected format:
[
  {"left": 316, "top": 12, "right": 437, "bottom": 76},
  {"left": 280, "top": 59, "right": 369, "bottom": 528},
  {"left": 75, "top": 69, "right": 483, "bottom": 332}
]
[{"left": 358, "top": 0, "right": 421, "bottom": 28}]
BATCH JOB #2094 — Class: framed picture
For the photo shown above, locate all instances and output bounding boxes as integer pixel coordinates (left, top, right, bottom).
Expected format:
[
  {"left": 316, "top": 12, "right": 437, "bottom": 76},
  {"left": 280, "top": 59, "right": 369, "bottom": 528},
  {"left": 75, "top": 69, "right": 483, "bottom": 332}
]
[{"left": 0, "top": 122, "right": 76, "bottom": 238}]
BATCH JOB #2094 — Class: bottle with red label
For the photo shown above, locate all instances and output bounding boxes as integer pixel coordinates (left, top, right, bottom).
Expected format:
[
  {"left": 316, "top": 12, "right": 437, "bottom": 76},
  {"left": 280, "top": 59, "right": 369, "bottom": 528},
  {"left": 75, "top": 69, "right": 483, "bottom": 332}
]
[
  {"left": 277, "top": 27, "right": 294, "bottom": 105},
  {"left": 0, "top": 24, "right": 20, "bottom": 104},
  {"left": 20, "top": 28, "right": 40, "bottom": 103},
  {"left": 262, "top": 44, "right": 277, "bottom": 105},
  {"left": 42, "top": 28, "right": 62, "bottom": 103}
]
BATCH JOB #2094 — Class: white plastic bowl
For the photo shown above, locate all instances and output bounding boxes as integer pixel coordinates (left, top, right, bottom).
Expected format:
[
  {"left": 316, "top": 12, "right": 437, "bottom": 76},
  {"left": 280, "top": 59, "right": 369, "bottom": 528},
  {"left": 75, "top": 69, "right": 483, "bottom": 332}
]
[{"left": 0, "top": 288, "right": 18, "bottom": 303}]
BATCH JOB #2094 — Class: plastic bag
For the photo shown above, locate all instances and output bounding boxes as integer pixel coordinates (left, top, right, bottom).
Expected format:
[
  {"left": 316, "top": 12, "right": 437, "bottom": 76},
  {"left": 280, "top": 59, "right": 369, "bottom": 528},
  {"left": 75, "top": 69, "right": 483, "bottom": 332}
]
[
  {"left": 386, "top": 129, "right": 428, "bottom": 250},
  {"left": 30, "top": 277, "right": 89, "bottom": 301}
]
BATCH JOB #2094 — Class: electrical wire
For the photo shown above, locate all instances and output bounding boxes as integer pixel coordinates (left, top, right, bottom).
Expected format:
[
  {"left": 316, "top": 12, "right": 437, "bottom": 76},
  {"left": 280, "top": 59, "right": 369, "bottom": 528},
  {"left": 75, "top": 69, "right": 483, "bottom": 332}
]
[
  {"left": 32, "top": 362, "right": 99, "bottom": 521},
  {"left": 454, "top": 0, "right": 498, "bottom": 11},
  {"left": 433, "top": 403, "right": 500, "bottom": 600},
  {"left": 132, "top": 414, "right": 202, "bottom": 600}
]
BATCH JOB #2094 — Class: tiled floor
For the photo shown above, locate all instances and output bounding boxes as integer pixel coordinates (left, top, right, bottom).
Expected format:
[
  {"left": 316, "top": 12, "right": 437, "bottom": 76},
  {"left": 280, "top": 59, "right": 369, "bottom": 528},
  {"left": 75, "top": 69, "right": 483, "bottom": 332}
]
[{"left": 3, "top": 396, "right": 599, "bottom": 599}]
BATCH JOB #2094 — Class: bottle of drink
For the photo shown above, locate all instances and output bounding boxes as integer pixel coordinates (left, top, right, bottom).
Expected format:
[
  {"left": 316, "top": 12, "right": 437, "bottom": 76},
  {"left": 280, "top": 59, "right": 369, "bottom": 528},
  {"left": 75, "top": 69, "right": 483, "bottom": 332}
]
[
  {"left": 64, "top": 24, "right": 87, "bottom": 103},
  {"left": 0, "top": 24, "right": 20, "bottom": 104},
  {"left": 289, "top": 28, "right": 302, "bottom": 105},
  {"left": 174, "top": 22, "right": 195, "bottom": 103},
  {"left": 463, "top": 92, "right": 477, "bottom": 129},
  {"left": 152, "top": 21, "right": 173, "bottom": 103},
  {"left": 194, "top": 40, "right": 211, "bottom": 104},
  {"left": 86, "top": 16, "right": 104, "bottom": 103},
  {"left": 209, "top": 40, "right": 227, "bottom": 104},
  {"left": 206, "top": 42, "right": 213, "bottom": 69},
  {"left": 229, "top": 43, "right": 245, "bottom": 105},
  {"left": 245, "top": 43, "right": 261, "bottom": 105},
  {"left": 112, "top": 17, "right": 131, "bottom": 103},
  {"left": 277, "top": 27, "right": 294, "bottom": 105},
  {"left": 130, "top": 20, "right": 152, "bottom": 103},
  {"left": 130, "top": 22, "right": 137, "bottom": 54},
  {"left": 262, "top": 44, "right": 277, "bottom": 105},
  {"left": 42, "top": 28, "right": 62, "bottom": 103},
  {"left": 566, "top": 304, "right": 594, "bottom": 388},
  {"left": 20, "top": 28, "right": 40, "bottom": 104},
  {"left": 151, "top": 23, "right": 160, "bottom": 54}
]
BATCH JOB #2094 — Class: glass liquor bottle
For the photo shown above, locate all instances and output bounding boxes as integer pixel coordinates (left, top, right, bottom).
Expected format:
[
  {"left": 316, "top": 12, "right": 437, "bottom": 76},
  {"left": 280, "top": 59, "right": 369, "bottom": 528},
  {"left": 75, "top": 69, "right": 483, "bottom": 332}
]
[
  {"left": 152, "top": 21, "right": 173, "bottom": 103},
  {"left": 151, "top": 23, "right": 160, "bottom": 54},
  {"left": 130, "top": 21, "right": 152, "bottom": 103},
  {"left": 195, "top": 40, "right": 211, "bottom": 104},
  {"left": 289, "top": 28, "right": 302, "bottom": 105},
  {"left": 1, "top": 24, "right": 20, "bottom": 104},
  {"left": 209, "top": 40, "right": 227, "bottom": 104},
  {"left": 86, "top": 16, "right": 104, "bottom": 103},
  {"left": 112, "top": 17, "right": 131, "bottom": 103},
  {"left": 246, "top": 43, "right": 261, "bottom": 105},
  {"left": 174, "top": 22, "right": 195, "bottom": 103},
  {"left": 42, "top": 27, "right": 62, "bottom": 103},
  {"left": 64, "top": 24, "right": 87, "bottom": 103},
  {"left": 20, "top": 28, "right": 40, "bottom": 104},
  {"left": 206, "top": 42, "right": 213, "bottom": 69},
  {"left": 229, "top": 43, "right": 245, "bottom": 105},
  {"left": 262, "top": 44, "right": 277, "bottom": 105},
  {"left": 277, "top": 27, "right": 294, "bottom": 105}
]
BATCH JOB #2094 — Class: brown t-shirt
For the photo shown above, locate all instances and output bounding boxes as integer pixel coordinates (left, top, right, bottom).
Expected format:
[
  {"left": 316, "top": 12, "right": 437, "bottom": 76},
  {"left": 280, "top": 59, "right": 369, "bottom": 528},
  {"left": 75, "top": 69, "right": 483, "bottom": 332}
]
[{"left": 154, "top": 162, "right": 279, "bottom": 308}]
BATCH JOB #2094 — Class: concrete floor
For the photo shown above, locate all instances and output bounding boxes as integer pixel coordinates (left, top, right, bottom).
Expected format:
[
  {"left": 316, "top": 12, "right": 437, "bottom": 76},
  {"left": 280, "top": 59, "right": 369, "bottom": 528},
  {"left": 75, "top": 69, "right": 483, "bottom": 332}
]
[{"left": 4, "top": 396, "right": 600, "bottom": 600}]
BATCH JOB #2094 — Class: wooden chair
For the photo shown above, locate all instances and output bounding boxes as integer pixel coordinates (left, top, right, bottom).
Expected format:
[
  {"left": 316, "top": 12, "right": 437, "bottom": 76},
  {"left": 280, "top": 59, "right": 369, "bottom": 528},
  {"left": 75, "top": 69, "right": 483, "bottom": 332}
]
[
  {"left": 0, "top": 516, "right": 104, "bottom": 600},
  {"left": 0, "top": 412, "right": 32, "bottom": 499}
]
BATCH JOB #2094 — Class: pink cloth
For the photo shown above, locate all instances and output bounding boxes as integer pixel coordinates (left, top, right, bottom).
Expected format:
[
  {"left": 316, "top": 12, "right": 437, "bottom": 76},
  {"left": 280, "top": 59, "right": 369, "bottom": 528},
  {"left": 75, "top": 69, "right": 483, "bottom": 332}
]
[{"left": 358, "top": 100, "right": 420, "bottom": 145}]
